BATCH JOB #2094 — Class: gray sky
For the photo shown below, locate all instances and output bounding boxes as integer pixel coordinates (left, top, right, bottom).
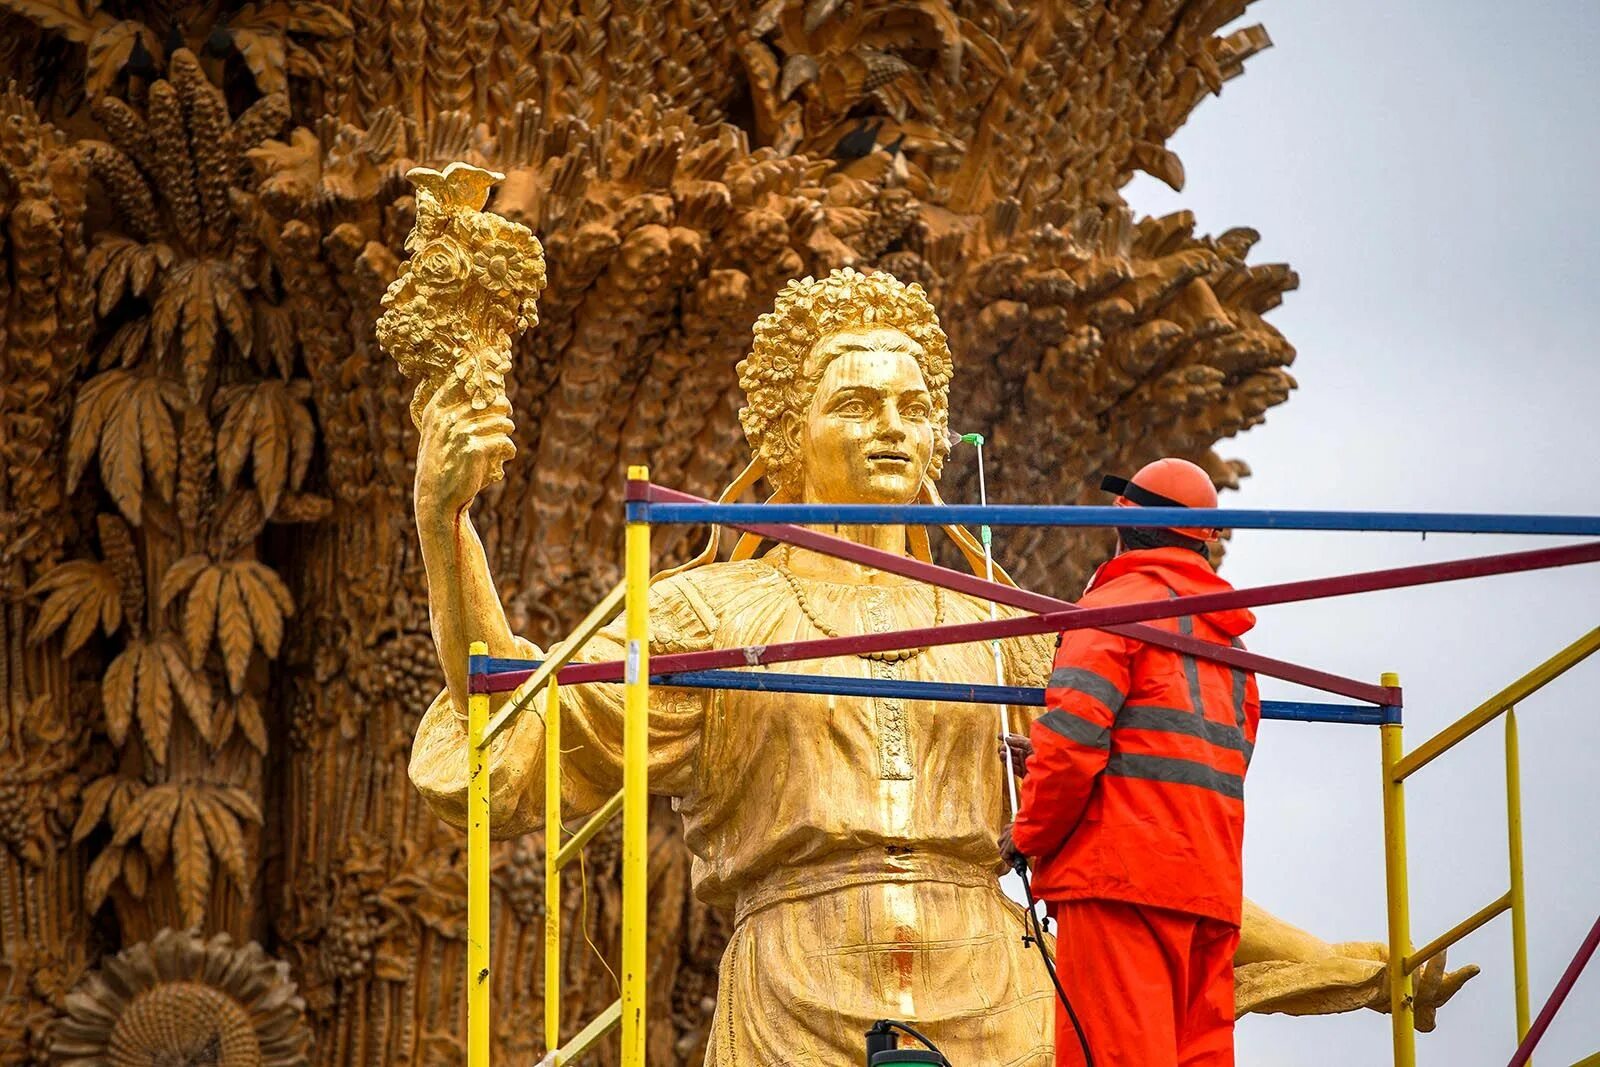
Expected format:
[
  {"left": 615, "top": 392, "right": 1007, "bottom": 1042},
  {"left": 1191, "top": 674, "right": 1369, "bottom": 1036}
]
[{"left": 1114, "top": 1, "right": 1600, "bottom": 1063}]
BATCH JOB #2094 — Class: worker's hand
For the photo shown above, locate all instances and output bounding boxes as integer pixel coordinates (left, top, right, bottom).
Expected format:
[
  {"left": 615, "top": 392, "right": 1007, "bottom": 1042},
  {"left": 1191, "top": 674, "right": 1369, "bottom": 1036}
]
[
  {"left": 997, "top": 822, "right": 1024, "bottom": 869},
  {"left": 999, "top": 733, "right": 1033, "bottom": 779}
]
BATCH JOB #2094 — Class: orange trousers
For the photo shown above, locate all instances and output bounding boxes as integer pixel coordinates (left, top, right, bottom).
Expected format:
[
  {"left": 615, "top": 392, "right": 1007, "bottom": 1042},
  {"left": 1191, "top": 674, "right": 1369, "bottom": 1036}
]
[{"left": 1048, "top": 899, "right": 1239, "bottom": 1067}]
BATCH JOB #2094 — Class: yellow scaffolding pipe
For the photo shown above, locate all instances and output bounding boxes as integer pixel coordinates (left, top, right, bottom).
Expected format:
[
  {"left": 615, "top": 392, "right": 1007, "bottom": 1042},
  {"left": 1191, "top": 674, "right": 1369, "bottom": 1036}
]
[
  {"left": 622, "top": 465, "right": 651, "bottom": 1066},
  {"left": 1393, "top": 627, "right": 1600, "bottom": 781},
  {"left": 1379, "top": 670, "right": 1417, "bottom": 1067},
  {"left": 467, "top": 641, "right": 492, "bottom": 1067},
  {"left": 554, "top": 790, "right": 624, "bottom": 872},
  {"left": 1380, "top": 629, "right": 1599, "bottom": 1067},
  {"left": 557, "top": 998, "right": 623, "bottom": 1063},
  {"left": 544, "top": 678, "right": 562, "bottom": 1056},
  {"left": 1507, "top": 707, "right": 1532, "bottom": 1051},
  {"left": 1405, "top": 891, "right": 1510, "bottom": 975}
]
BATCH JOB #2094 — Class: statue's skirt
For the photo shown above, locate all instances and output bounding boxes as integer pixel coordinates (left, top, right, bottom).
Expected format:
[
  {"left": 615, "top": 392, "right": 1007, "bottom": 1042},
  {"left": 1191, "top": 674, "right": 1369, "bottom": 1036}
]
[{"left": 705, "top": 850, "right": 1055, "bottom": 1067}]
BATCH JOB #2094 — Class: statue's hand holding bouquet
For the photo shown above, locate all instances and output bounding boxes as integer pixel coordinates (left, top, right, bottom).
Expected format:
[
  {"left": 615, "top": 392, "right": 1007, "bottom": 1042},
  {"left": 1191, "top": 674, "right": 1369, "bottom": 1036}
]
[{"left": 413, "top": 382, "right": 515, "bottom": 524}]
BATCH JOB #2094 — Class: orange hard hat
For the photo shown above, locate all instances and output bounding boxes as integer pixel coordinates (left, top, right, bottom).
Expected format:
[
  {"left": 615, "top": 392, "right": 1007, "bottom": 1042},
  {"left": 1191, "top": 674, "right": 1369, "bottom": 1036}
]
[{"left": 1100, "top": 458, "right": 1220, "bottom": 542}]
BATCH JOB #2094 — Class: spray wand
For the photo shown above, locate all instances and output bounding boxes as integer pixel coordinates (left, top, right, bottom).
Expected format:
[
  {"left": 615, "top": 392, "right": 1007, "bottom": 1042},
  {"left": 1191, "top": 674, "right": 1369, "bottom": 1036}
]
[
  {"left": 954, "top": 432, "right": 1021, "bottom": 817},
  {"left": 951, "top": 431, "right": 1096, "bottom": 1067}
]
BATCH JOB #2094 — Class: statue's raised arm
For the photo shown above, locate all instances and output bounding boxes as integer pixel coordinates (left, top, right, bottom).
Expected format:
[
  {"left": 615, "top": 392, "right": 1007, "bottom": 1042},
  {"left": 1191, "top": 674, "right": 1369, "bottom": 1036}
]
[
  {"left": 377, "top": 163, "right": 546, "bottom": 712},
  {"left": 382, "top": 164, "right": 707, "bottom": 840}
]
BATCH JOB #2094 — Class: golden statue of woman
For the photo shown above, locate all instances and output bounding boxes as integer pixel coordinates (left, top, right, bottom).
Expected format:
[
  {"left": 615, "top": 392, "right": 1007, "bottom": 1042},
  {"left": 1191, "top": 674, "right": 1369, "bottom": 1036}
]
[{"left": 399, "top": 214, "right": 1471, "bottom": 1060}]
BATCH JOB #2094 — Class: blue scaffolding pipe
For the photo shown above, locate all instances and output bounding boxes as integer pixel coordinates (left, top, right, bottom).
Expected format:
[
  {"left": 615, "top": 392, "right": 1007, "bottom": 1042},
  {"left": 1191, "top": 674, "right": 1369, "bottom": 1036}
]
[
  {"left": 630, "top": 503, "right": 1600, "bottom": 537},
  {"left": 467, "top": 660, "right": 1395, "bottom": 726}
]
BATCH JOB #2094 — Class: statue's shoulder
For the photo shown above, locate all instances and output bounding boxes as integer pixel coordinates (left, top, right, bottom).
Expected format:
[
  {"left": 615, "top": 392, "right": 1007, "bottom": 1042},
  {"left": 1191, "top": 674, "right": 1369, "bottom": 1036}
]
[
  {"left": 653, "top": 558, "right": 778, "bottom": 607},
  {"left": 648, "top": 559, "right": 781, "bottom": 644}
]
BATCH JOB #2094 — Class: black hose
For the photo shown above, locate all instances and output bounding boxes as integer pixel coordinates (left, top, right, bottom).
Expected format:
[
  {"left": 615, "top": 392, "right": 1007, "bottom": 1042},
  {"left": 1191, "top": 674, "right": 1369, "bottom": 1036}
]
[
  {"left": 1013, "top": 858, "right": 1095, "bottom": 1067},
  {"left": 873, "top": 1019, "right": 952, "bottom": 1065},
  {"left": 865, "top": 865, "right": 1093, "bottom": 1067}
]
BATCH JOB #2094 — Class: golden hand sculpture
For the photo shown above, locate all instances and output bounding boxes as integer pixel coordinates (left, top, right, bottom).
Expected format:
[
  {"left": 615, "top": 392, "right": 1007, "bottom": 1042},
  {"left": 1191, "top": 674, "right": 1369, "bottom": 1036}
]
[{"left": 401, "top": 250, "right": 1473, "bottom": 1061}]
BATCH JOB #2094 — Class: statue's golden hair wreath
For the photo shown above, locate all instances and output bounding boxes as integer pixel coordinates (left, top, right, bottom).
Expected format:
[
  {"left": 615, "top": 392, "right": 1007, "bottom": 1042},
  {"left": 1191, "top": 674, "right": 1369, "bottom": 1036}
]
[{"left": 737, "top": 267, "right": 954, "bottom": 495}]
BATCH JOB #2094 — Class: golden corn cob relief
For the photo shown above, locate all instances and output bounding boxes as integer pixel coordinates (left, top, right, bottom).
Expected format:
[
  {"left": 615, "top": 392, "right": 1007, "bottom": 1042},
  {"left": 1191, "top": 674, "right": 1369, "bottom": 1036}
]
[{"left": 0, "top": 3, "right": 1469, "bottom": 1064}]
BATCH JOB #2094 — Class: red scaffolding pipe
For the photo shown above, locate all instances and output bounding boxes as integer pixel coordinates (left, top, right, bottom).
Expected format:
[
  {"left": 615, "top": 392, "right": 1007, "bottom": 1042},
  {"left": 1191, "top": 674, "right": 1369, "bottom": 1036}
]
[
  {"left": 1506, "top": 910, "right": 1600, "bottom": 1067},
  {"left": 613, "top": 482, "right": 1600, "bottom": 703},
  {"left": 639, "top": 482, "right": 1389, "bottom": 701},
  {"left": 476, "top": 535, "right": 1600, "bottom": 700}
]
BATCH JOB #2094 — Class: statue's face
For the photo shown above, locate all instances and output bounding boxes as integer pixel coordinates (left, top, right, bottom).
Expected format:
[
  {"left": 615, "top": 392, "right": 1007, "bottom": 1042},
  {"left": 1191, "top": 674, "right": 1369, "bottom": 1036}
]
[{"left": 798, "top": 327, "right": 935, "bottom": 505}]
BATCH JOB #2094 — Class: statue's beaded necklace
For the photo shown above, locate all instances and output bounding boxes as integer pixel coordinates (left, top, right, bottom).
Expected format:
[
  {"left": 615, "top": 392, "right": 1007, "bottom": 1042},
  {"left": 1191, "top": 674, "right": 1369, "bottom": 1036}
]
[{"left": 773, "top": 544, "right": 944, "bottom": 662}]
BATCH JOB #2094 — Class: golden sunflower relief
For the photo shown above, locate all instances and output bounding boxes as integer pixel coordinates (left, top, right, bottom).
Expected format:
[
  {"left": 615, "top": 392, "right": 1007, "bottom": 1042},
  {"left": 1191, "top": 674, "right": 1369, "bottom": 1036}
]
[
  {"left": 0, "top": 1, "right": 1322, "bottom": 1063},
  {"left": 52, "top": 929, "right": 310, "bottom": 1066}
]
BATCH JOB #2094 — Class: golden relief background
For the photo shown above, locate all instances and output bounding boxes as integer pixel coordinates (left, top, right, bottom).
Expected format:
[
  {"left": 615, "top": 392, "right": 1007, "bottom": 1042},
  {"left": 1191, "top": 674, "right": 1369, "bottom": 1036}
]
[{"left": 0, "top": 1, "right": 1297, "bottom": 1062}]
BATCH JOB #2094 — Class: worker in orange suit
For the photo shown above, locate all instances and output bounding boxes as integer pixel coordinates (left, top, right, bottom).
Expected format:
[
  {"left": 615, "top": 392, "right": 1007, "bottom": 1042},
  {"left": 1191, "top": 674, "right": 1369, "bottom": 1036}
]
[{"left": 1000, "top": 457, "right": 1261, "bottom": 1067}]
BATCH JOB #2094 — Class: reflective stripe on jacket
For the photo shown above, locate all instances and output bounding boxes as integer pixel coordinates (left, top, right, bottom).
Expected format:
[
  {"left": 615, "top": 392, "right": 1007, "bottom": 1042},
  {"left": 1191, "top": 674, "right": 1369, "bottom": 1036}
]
[{"left": 1011, "top": 547, "right": 1260, "bottom": 926}]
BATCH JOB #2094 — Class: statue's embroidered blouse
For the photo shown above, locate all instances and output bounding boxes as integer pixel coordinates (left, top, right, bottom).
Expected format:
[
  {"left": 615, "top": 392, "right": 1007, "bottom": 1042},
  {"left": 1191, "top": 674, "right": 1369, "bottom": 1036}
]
[{"left": 409, "top": 557, "right": 1053, "bottom": 908}]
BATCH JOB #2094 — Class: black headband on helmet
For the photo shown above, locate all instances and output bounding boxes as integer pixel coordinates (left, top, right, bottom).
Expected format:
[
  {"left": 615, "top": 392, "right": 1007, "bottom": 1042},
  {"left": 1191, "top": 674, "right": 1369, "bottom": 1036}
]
[{"left": 1098, "top": 474, "right": 1188, "bottom": 510}]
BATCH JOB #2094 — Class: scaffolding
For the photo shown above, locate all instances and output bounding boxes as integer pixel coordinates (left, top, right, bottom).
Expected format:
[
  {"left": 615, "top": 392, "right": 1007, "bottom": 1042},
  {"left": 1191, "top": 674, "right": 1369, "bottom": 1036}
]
[
  {"left": 458, "top": 467, "right": 1600, "bottom": 1066},
  {"left": 1383, "top": 627, "right": 1600, "bottom": 1067}
]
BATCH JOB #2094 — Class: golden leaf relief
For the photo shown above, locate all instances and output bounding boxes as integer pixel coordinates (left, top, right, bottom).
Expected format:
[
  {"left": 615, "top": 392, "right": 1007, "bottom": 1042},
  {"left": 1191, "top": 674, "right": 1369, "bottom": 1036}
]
[
  {"left": 101, "top": 320, "right": 150, "bottom": 370},
  {"left": 162, "top": 556, "right": 295, "bottom": 692},
  {"left": 26, "top": 559, "right": 123, "bottom": 655},
  {"left": 216, "top": 380, "right": 315, "bottom": 517},
  {"left": 148, "top": 259, "right": 241, "bottom": 399},
  {"left": 101, "top": 637, "right": 215, "bottom": 760},
  {"left": 122, "top": 847, "right": 150, "bottom": 899},
  {"left": 173, "top": 793, "right": 209, "bottom": 926},
  {"left": 217, "top": 571, "right": 252, "bottom": 694},
  {"left": 84, "top": 20, "right": 161, "bottom": 98},
  {"left": 81, "top": 779, "right": 260, "bottom": 924},
  {"left": 113, "top": 782, "right": 175, "bottom": 857},
  {"left": 100, "top": 643, "right": 136, "bottom": 746},
  {"left": 87, "top": 234, "right": 168, "bottom": 317},
  {"left": 71, "top": 777, "right": 120, "bottom": 844},
  {"left": 194, "top": 789, "right": 249, "bottom": 885},
  {"left": 224, "top": 1, "right": 353, "bottom": 94},
  {"left": 84, "top": 845, "right": 123, "bottom": 913},
  {"left": 67, "top": 370, "right": 184, "bottom": 524},
  {"left": 0, "top": 0, "right": 109, "bottom": 44},
  {"left": 213, "top": 693, "right": 268, "bottom": 755},
  {"left": 183, "top": 564, "right": 223, "bottom": 667},
  {"left": 134, "top": 640, "right": 173, "bottom": 759}
]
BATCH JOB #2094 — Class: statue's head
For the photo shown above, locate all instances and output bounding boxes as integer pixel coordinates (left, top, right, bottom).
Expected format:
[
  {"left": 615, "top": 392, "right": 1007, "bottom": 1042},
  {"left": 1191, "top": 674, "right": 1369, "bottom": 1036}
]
[{"left": 738, "top": 268, "right": 953, "bottom": 505}]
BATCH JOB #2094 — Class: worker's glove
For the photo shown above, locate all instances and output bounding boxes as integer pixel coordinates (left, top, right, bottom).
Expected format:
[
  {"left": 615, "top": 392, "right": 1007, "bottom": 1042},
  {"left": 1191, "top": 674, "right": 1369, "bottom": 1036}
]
[
  {"left": 999, "top": 733, "right": 1033, "bottom": 779},
  {"left": 997, "top": 822, "right": 1025, "bottom": 871}
]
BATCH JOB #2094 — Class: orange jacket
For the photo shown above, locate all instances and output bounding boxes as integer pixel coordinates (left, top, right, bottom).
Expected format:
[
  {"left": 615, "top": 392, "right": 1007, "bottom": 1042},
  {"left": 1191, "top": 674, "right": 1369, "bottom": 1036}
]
[{"left": 1012, "top": 547, "right": 1260, "bottom": 926}]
